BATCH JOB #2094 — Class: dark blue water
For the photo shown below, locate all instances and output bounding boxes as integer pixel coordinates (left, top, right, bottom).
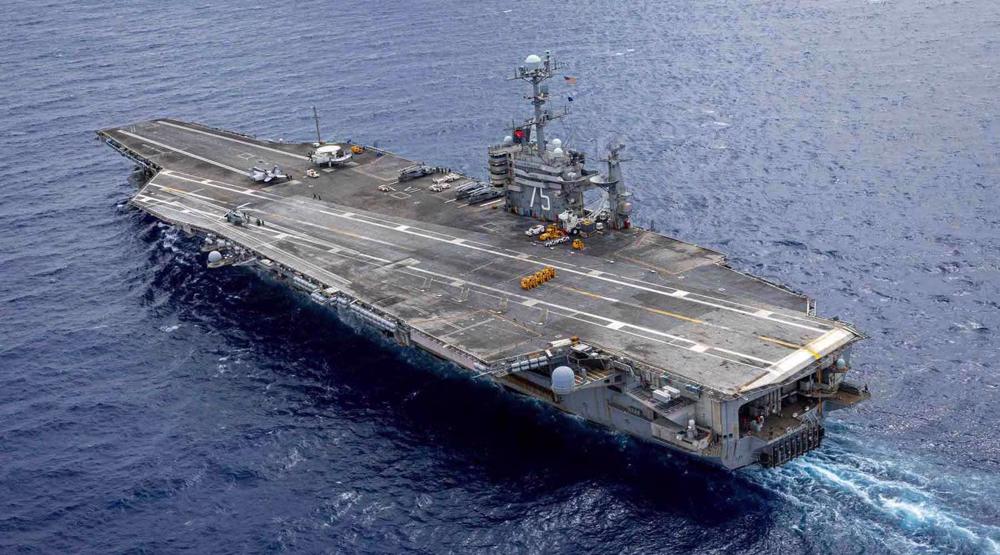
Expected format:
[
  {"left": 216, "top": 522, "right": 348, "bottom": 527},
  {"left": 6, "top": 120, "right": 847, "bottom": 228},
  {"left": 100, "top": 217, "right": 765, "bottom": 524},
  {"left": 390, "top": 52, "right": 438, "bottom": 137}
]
[{"left": 2, "top": 0, "right": 998, "bottom": 552}]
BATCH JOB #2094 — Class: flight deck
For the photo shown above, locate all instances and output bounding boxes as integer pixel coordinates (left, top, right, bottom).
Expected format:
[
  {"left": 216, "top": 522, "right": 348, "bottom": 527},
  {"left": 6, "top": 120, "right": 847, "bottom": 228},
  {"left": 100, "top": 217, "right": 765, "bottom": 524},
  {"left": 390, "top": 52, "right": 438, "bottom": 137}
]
[{"left": 101, "top": 119, "right": 854, "bottom": 396}]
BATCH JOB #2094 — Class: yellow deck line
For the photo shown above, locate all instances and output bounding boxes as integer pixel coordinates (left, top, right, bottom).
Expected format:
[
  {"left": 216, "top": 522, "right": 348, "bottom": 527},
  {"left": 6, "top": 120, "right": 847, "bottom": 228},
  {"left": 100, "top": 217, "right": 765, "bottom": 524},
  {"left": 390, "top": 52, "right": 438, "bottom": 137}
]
[{"left": 758, "top": 335, "right": 822, "bottom": 359}]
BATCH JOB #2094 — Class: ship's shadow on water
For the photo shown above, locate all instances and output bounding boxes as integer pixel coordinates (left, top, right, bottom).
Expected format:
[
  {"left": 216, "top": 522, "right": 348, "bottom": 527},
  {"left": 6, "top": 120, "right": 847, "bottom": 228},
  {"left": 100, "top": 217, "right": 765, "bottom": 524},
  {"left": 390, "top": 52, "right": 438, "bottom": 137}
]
[{"left": 138, "top": 220, "right": 779, "bottom": 527}]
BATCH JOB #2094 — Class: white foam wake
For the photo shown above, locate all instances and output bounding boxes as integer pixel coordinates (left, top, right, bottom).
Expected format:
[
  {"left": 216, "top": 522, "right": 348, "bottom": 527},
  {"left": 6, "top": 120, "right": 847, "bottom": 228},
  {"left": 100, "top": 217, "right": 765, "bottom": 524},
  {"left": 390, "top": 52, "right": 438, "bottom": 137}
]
[{"left": 745, "top": 426, "right": 1000, "bottom": 554}]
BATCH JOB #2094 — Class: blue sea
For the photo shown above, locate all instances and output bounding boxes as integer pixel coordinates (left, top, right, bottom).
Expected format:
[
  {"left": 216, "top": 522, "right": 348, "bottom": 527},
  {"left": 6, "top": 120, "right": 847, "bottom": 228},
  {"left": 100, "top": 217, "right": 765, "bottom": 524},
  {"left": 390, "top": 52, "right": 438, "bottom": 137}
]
[{"left": 2, "top": 0, "right": 998, "bottom": 553}]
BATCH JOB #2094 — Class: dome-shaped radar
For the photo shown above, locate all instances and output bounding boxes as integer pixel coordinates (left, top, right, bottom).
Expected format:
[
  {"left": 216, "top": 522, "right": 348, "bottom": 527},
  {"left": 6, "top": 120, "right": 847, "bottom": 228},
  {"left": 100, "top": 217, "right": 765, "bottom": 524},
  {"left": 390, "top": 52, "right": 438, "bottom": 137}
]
[
  {"left": 551, "top": 138, "right": 562, "bottom": 149},
  {"left": 550, "top": 366, "right": 575, "bottom": 395},
  {"left": 207, "top": 250, "right": 223, "bottom": 264},
  {"left": 836, "top": 357, "right": 848, "bottom": 371},
  {"left": 524, "top": 54, "right": 542, "bottom": 66},
  {"left": 503, "top": 135, "right": 513, "bottom": 145},
  {"left": 552, "top": 147, "right": 564, "bottom": 157}
]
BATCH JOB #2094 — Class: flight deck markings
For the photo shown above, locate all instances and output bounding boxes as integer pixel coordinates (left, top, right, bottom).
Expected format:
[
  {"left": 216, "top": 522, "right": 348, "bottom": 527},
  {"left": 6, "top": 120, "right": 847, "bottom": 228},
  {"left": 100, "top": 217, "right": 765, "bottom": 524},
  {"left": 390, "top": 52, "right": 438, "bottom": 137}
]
[
  {"left": 138, "top": 179, "right": 833, "bottom": 377},
  {"left": 155, "top": 120, "right": 310, "bottom": 161},
  {"left": 150, "top": 197, "right": 778, "bottom": 372},
  {"left": 757, "top": 335, "right": 821, "bottom": 359},
  {"left": 404, "top": 262, "right": 765, "bottom": 367},
  {"left": 155, "top": 167, "right": 834, "bottom": 339},
  {"left": 119, "top": 131, "right": 249, "bottom": 176}
]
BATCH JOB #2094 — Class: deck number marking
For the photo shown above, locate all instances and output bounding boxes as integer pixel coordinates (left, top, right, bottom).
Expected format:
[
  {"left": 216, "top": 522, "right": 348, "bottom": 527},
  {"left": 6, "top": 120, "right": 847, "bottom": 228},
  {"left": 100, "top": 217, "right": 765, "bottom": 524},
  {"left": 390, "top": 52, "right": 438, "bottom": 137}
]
[{"left": 529, "top": 186, "right": 551, "bottom": 211}]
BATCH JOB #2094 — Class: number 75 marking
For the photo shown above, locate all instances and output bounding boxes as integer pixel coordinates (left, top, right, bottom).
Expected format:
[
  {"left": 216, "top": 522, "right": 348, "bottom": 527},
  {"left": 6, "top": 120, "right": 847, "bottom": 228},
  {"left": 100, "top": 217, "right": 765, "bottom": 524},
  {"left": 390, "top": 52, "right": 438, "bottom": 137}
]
[{"left": 529, "top": 186, "right": 551, "bottom": 211}]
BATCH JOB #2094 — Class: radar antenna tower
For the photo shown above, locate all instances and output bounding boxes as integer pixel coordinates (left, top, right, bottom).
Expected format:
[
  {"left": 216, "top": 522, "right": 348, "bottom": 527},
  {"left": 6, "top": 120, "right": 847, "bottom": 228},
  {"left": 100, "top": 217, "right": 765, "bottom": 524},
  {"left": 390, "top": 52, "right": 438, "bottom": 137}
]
[{"left": 512, "top": 51, "right": 566, "bottom": 151}]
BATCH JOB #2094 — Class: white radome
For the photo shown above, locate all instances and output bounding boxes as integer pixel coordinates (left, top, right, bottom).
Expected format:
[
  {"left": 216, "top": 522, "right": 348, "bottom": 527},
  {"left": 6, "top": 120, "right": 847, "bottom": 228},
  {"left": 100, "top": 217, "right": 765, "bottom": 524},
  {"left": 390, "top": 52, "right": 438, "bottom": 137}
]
[
  {"left": 550, "top": 366, "right": 575, "bottom": 395},
  {"left": 207, "top": 250, "right": 223, "bottom": 263},
  {"left": 524, "top": 54, "right": 542, "bottom": 65}
]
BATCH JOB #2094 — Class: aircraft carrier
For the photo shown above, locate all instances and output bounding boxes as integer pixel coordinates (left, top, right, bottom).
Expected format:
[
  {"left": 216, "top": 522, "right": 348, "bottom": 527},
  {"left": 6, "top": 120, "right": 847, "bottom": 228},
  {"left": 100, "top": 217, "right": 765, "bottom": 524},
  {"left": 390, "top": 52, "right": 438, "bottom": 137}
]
[{"left": 98, "top": 52, "right": 868, "bottom": 469}]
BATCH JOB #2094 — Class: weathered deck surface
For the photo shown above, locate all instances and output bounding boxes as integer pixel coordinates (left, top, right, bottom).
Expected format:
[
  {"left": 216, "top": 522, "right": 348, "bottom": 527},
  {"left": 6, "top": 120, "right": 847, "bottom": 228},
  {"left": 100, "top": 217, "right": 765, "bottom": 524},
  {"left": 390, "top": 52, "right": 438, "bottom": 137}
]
[{"left": 100, "top": 120, "right": 860, "bottom": 395}]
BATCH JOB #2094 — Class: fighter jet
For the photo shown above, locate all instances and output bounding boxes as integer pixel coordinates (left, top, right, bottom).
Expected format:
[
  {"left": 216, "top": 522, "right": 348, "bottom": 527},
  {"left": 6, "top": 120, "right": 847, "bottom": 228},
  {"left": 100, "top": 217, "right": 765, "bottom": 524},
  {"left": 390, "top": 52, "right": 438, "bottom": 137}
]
[{"left": 250, "top": 164, "right": 290, "bottom": 184}]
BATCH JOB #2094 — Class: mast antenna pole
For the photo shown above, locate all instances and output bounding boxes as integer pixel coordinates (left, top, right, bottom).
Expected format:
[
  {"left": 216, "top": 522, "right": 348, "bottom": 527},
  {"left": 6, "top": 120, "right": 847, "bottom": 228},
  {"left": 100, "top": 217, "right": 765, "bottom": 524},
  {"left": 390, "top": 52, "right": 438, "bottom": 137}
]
[
  {"left": 312, "top": 106, "right": 322, "bottom": 144},
  {"left": 512, "top": 50, "right": 563, "bottom": 151}
]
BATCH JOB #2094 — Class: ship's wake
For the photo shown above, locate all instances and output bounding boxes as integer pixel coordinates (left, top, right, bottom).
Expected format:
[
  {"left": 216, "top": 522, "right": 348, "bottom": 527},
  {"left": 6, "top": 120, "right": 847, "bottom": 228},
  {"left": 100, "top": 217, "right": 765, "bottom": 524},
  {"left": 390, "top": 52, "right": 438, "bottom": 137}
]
[{"left": 745, "top": 424, "right": 1000, "bottom": 554}]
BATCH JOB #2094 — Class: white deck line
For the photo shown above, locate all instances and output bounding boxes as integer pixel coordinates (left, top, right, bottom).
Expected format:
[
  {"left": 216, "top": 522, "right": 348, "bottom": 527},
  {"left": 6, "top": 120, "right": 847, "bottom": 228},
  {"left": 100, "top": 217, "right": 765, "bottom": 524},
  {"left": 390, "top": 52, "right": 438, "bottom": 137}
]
[
  {"left": 739, "top": 328, "right": 855, "bottom": 392},
  {"left": 156, "top": 120, "right": 311, "bottom": 161},
  {"left": 120, "top": 131, "right": 249, "bottom": 176},
  {"left": 156, "top": 167, "right": 834, "bottom": 335},
  {"left": 153, "top": 177, "right": 775, "bottom": 368},
  {"left": 321, "top": 209, "right": 832, "bottom": 334},
  {"left": 145, "top": 180, "right": 777, "bottom": 372},
  {"left": 139, "top": 199, "right": 351, "bottom": 287},
  {"left": 402, "top": 265, "right": 770, "bottom": 370}
]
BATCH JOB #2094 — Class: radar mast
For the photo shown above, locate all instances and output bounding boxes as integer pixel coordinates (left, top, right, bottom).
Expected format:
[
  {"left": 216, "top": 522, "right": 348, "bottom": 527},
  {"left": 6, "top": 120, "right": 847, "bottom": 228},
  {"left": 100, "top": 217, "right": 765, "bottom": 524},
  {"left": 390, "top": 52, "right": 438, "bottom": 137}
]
[{"left": 513, "top": 51, "right": 564, "bottom": 151}]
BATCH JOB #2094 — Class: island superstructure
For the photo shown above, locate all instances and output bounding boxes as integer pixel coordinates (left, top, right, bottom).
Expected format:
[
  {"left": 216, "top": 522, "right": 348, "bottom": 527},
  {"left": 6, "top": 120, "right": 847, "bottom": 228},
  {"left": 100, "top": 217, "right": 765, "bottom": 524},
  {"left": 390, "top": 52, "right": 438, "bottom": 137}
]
[{"left": 98, "top": 52, "right": 868, "bottom": 469}]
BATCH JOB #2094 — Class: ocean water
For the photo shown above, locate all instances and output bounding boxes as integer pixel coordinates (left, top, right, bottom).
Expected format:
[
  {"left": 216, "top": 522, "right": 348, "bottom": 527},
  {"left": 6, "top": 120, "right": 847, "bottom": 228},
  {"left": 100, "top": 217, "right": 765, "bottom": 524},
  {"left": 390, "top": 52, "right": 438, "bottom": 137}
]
[{"left": 2, "top": 0, "right": 998, "bottom": 553}]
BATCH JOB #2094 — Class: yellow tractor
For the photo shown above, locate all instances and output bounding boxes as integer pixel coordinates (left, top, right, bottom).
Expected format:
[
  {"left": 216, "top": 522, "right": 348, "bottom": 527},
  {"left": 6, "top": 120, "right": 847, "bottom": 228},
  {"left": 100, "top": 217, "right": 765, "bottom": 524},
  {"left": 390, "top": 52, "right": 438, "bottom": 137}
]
[{"left": 571, "top": 239, "right": 584, "bottom": 250}]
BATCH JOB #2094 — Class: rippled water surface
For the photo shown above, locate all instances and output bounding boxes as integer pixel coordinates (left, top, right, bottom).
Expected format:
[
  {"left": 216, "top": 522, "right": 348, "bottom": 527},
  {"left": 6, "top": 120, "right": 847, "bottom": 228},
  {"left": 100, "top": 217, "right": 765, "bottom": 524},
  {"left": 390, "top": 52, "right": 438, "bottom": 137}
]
[{"left": 2, "top": 1, "right": 999, "bottom": 553}]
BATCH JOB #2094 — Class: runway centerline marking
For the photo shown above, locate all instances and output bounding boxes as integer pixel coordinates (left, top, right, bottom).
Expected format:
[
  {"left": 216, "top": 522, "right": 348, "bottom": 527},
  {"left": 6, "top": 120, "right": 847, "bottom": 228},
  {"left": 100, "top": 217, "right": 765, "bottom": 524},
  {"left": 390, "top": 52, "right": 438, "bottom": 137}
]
[
  {"left": 120, "top": 131, "right": 249, "bottom": 176},
  {"left": 156, "top": 120, "right": 311, "bottom": 161}
]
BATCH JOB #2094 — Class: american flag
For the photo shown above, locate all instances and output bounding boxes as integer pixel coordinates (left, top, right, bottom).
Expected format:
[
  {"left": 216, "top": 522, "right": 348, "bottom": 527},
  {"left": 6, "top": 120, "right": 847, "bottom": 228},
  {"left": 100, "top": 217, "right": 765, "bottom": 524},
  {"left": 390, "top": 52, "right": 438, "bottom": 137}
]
[{"left": 563, "top": 75, "right": 578, "bottom": 85}]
